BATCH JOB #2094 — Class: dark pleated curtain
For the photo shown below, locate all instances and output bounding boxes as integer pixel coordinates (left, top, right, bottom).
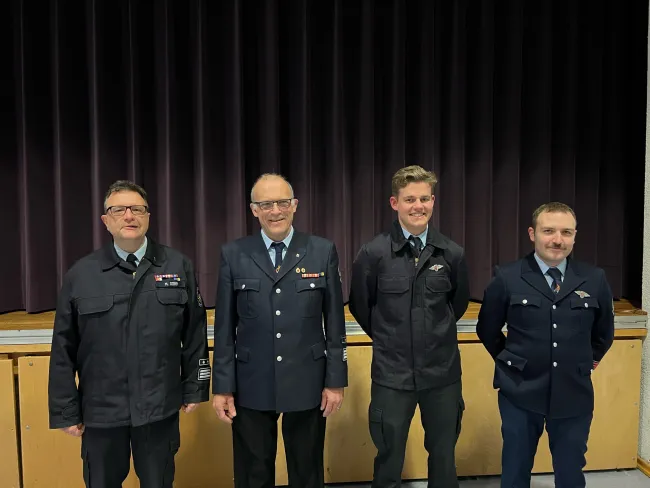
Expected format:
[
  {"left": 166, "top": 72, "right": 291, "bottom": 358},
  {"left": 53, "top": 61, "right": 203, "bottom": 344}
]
[{"left": 1, "top": 0, "right": 646, "bottom": 313}]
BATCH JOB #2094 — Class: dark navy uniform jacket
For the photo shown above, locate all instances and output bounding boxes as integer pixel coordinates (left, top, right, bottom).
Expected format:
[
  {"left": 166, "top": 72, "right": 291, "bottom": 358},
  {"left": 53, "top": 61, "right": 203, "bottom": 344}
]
[
  {"left": 477, "top": 253, "right": 614, "bottom": 418},
  {"left": 212, "top": 231, "right": 348, "bottom": 412},
  {"left": 48, "top": 238, "right": 210, "bottom": 429}
]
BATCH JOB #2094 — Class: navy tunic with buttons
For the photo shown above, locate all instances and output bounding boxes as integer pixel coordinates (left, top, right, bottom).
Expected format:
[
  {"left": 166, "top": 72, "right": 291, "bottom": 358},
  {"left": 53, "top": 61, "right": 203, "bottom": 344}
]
[{"left": 476, "top": 252, "right": 614, "bottom": 419}]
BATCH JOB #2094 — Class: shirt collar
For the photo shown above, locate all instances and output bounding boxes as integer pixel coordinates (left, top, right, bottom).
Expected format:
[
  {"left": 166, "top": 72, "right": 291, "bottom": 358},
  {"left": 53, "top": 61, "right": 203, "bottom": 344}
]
[
  {"left": 261, "top": 226, "right": 294, "bottom": 250},
  {"left": 114, "top": 236, "right": 148, "bottom": 264},
  {"left": 534, "top": 252, "right": 567, "bottom": 277},
  {"left": 401, "top": 225, "right": 428, "bottom": 245}
]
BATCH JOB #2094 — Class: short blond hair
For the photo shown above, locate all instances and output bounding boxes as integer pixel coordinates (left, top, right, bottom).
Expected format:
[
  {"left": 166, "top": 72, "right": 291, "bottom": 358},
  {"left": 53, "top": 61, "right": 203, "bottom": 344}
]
[
  {"left": 532, "top": 202, "right": 577, "bottom": 229},
  {"left": 391, "top": 165, "right": 438, "bottom": 197}
]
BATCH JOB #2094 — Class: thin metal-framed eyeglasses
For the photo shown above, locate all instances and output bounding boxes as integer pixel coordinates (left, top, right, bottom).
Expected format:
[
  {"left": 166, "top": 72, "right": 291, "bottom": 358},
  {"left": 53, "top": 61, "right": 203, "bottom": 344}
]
[
  {"left": 252, "top": 199, "right": 294, "bottom": 211},
  {"left": 105, "top": 205, "right": 149, "bottom": 217}
]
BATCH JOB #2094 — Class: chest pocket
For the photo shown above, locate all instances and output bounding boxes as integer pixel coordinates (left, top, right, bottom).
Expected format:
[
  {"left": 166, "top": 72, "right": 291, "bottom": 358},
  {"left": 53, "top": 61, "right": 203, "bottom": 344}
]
[
  {"left": 234, "top": 279, "right": 261, "bottom": 319},
  {"left": 377, "top": 276, "right": 410, "bottom": 324},
  {"left": 76, "top": 296, "right": 114, "bottom": 332},
  {"left": 507, "top": 294, "right": 542, "bottom": 328},
  {"left": 570, "top": 296, "right": 599, "bottom": 329},
  {"left": 295, "top": 278, "right": 326, "bottom": 318},
  {"left": 155, "top": 283, "right": 188, "bottom": 306}
]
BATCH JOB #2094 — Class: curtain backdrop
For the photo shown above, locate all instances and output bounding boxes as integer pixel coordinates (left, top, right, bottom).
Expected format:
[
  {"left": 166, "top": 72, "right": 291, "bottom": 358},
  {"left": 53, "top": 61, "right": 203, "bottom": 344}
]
[{"left": 1, "top": 0, "right": 647, "bottom": 313}]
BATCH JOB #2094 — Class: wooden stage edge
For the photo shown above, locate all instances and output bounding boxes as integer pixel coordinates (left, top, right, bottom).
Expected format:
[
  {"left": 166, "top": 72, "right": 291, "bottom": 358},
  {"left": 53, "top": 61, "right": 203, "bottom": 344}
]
[
  {"left": 638, "top": 456, "right": 650, "bottom": 478},
  {"left": 0, "top": 299, "right": 646, "bottom": 331}
]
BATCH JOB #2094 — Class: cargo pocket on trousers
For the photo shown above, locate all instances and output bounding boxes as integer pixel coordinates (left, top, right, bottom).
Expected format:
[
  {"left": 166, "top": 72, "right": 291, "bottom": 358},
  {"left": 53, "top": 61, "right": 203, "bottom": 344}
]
[
  {"left": 456, "top": 397, "right": 465, "bottom": 439},
  {"left": 369, "top": 407, "right": 387, "bottom": 454}
]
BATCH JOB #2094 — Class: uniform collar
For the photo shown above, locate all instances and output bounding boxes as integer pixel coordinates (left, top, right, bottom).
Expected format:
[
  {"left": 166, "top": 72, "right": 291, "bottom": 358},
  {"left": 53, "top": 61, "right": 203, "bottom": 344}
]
[
  {"left": 261, "top": 226, "right": 294, "bottom": 250},
  {"left": 390, "top": 220, "right": 447, "bottom": 253},
  {"left": 534, "top": 252, "right": 567, "bottom": 277},
  {"left": 113, "top": 236, "right": 148, "bottom": 264}
]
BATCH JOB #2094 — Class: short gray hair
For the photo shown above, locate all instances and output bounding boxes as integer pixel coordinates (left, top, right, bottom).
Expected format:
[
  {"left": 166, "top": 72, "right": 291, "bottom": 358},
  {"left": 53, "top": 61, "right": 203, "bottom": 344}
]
[
  {"left": 250, "top": 173, "right": 294, "bottom": 201},
  {"left": 104, "top": 180, "right": 148, "bottom": 211}
]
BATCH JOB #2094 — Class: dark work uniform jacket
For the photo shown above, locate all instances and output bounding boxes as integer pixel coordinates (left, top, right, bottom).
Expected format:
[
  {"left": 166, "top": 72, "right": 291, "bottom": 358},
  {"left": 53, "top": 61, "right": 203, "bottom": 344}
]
[
  {"left": 349, "top": 220, "right": 470, "bottom": 391},
  {"left": 48, "top": 238, "right": 210, "bottom": 429}
]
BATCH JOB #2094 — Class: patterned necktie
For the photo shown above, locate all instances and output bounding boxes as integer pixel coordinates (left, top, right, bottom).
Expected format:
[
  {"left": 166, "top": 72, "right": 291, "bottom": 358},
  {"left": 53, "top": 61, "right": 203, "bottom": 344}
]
[
  {"left": 271, "top": 242, "right": 286, "bottom": 272},
  {"left": 408, "top": 236, "right": 423, "bottom": 258},
  {"left": 547, "top": 267, "right": 562, "bottom": 294}
]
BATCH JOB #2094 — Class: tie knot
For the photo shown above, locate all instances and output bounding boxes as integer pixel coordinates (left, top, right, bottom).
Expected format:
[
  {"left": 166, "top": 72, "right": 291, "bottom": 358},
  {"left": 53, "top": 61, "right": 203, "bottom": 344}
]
[
  {"left": 126, "top": 253, "right": 138, "bottom": 265},
  {"left": 271, "top": 242, "right": 285, "bottom": 251},
  {"left": 547, "top": 267, "right": 562, "bottom": 281},
  {"left": 409, "top": 235, "right": 423, "bottom": 249}
]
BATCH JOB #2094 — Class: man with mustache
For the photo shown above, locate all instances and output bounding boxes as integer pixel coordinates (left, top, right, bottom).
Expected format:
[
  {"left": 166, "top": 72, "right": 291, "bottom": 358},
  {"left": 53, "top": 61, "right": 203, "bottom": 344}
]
[
  {"left": 212, "top": 173, "right": 347, "bottom": 488},
  {"left": 477, "top": 202, "right": 615, "bottom": 488},
  {"left": 349, "top": 165, "right": 470, "bottom": 488},
  {"left": 48, "top": 180, "right": 210, "bottom": 488}
]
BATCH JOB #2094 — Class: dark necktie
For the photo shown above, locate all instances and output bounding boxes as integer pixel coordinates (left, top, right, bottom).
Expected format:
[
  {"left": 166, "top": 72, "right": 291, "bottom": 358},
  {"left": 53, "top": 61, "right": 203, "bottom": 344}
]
[
  {"left": 408, "top": 236, "right": 423, "bottom": 258},
  {"left": 271, "top": 242, "right": 285, "bottom": 272},
  {"left": 126, "top": 253, "right": 138, "bottom": 266},
  {"left": 547, "top": 267, "right": 562, "bottom": 294}
]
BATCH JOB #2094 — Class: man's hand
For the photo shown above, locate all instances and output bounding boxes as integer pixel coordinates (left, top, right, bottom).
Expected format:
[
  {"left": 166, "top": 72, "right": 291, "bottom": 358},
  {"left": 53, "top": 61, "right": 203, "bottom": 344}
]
[
  {"left": 212, "top": 393, "right": 237, "bottom": 424},
  {"left": 182, "top": 403, "right": 198, "bottom": 414},
  {"left": 320, "top": 387, "right": 344, "bottom": 417},
  {"left": 61, "top": 424, "right": 85, "bottom": 437}
]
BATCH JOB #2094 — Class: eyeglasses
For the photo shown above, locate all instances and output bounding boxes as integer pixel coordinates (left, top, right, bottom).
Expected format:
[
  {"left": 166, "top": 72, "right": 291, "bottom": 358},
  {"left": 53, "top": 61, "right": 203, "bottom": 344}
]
[
  {"left": 252, "top": 199, "right": 293, "bottom": 211},
  {"left": 105, "top": 205, "right": 149, "bottom": 217}
]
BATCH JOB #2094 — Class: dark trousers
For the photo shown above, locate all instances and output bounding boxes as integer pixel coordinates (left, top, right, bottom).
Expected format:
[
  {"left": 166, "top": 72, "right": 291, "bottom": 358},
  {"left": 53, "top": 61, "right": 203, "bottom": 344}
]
[
  {"left": 80, "top": 413, "right": 180, "bottom": 488},
  {"left": 498, "top": 392, "right": 593, "bottom": 488},
  {"left": 232, "top": 405, "right": 326, "bottom": 488},
  {"left": 369, "top": 380, "right": 464, "bottom": 488}
]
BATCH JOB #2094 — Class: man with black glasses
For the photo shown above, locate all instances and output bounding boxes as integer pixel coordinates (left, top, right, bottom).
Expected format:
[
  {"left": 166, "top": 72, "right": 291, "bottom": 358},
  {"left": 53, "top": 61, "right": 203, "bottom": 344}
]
[
  {"left": 48, "top": 180, "right": 209, "bottom": 488},
  {"left": 212, "top": 173, "right": 347, "bottom": 488}
]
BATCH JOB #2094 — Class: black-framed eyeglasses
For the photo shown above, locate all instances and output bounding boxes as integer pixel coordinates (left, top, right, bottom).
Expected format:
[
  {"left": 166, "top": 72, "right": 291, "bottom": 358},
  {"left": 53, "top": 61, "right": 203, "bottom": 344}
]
[
  {"left": 252, "top": 199, "right": 293, "bottom": 211},
  {"left": 105, "top": 205, "right": 149, "bottom": 217}
]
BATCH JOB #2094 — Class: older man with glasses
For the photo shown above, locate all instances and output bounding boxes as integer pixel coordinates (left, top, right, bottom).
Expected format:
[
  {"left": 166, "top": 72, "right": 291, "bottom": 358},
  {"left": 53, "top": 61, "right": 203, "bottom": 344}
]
[
  {"left": 48, "top": 180, "right": 210, "bottom": 488},
  {"left": 212, "top": 173, "right": 348, "bottom": 488}
]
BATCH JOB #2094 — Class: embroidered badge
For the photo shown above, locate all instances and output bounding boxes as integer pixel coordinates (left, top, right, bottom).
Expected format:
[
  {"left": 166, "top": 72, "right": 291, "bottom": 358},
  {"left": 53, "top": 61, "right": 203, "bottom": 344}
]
[
  {"left": 429, "top": 264, "right": 444, "bottom": 271},
  {"left": 197, "top": 367, "right": 211, "bottom": 381},
  {"left": 574, "top": 290, "right": 591, "bottom": 298}
]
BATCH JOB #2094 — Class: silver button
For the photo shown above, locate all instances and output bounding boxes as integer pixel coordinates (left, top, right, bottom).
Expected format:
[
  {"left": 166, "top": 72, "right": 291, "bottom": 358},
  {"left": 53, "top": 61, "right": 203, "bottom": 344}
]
[
  {"left": 276, "top": 333, "right": 282, "bottom": 338},
  {"left": 584, "top": 303, "right": 588, "bottom": 308},
  {"left": 553, "top": 323, "right": 557, "bottom": 328},
  {"left": 324, "top": 350, "right": 328, "bottom": 356},
  {"left": 277, "top": 356, "right": 282, "bottom": 362},
  {"left": 310, "top": 283, "right": 315, "bottom": 289},
  {"left": 553, "top": 362, "right": 558, "bottom": 367},
  {"left": 507, "top": 360, "right": 512, "bottom": 366},
  {"left": 553, "top": 342, "right": 557, "bottom": 347},
  {"left": 241, "top": 284, "right": 246, "bottom": 289},
  {"left": 235, "top": 353, "right": 238, "bottom": 359},
  {"left": 276, "top": 288, "right": 281, "bottom": 294},
  {"left": 275, "top": 310, "right": 281, "bottom": 316},
  {"left": 552, "top": 305, "right": 557, "bottom": 310},
  {"left": 522, "top": 299, "right": 528, "bottom": 304}
]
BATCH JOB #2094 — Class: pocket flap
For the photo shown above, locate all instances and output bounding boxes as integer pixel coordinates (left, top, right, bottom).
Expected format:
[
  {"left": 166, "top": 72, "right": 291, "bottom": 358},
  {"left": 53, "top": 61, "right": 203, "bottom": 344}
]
[
  {"left": 577, "top": 361, "right": 593, "bottom": 376},
  {"left": 369, "top": 407, "right": 383, "bottom": 423},
  {"left": 496, "top": 349, "right": 528, "bottom": 371},
  {"left": 378, "top": 276, "right": 410, "bottom": 294},
  {"left": 510, "top": 295, "right": 541, "bottom": 307},
  {"left": 156, "top": 289, "right": 188, "bottom": 305},
  {"left": 570, "top": 296, "right": 600, "bottom": 309},
  {"left": 234, "top": 279, "right": 260, "bottom": 292},
  {"left": 311, "top": 342, "right": 327, "bottom": 360},
  {"left": 425, "top": 276, "right": 452, "bottom": 292},
  {"left": 296, "top": 278, "right": 326, "bottom": 292},
  {"left": 77, "top": 296, "right": 114, "bottom": 315},
  {"left": 235, "top": 347, "right": 250, "bottom": 362}
]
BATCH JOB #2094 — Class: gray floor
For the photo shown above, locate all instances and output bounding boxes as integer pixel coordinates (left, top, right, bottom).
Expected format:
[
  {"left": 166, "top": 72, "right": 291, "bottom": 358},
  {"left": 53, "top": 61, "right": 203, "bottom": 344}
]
[{"left": 329, "top": 469, "right": 650, "bottom": 487}]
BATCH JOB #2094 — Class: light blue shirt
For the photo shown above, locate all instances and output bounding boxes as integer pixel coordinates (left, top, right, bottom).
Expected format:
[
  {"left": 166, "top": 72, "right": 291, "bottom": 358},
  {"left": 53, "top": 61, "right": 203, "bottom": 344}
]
[
  {"left": 401, "top": 225, "right": 428, "bottom": 251},
  {"left": 534, "top": 253, "right": 567, "bottom": 290},
  {"left": 261, "top": 227, "right": 294, "bottom": 267},
  {"left": 114, "top": 237, "right": 148, "bottom": 267}
]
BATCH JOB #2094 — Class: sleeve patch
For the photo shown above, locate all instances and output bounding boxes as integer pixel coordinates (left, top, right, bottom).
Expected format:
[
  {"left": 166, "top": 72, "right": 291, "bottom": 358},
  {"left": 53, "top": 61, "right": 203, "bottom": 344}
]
[
  {"left": 199, "top": 358, "right": 209, "bottom": 366},
  {"left": 198, "top": 367, "right": 211, "bottom": 381},
  {"left": 197, "top": 287, "right": 204, "bottom": 308}
]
